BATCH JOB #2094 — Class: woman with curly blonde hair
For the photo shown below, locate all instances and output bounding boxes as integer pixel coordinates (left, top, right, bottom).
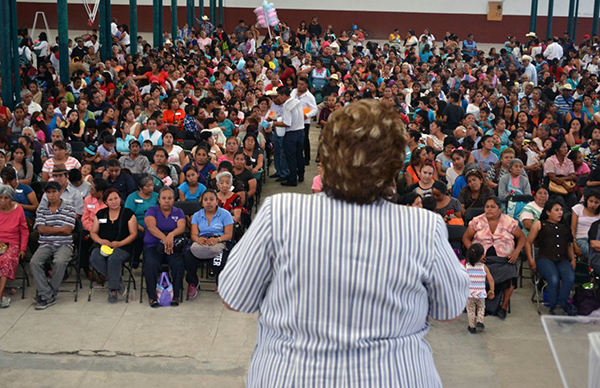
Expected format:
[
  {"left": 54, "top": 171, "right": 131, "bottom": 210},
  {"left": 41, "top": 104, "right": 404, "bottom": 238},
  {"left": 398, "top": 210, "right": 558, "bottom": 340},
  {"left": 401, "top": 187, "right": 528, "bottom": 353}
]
[{"left": 219, "top": 99, "right": 469, "bottom": 388}]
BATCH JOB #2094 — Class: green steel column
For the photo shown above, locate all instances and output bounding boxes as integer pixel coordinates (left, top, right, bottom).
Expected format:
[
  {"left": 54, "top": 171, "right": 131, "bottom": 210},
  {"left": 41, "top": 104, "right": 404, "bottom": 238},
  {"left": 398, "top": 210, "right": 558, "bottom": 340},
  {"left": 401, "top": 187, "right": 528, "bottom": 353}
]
[
  {"left": 159, "top": 0, "right": 164, "bottom": 42},
  {"left": 0, "top": 1, "right": 14, "bottom": 109},
  {"left": 187, "top": 0, "right": 194, "bottom": 30},
  {"left": 99, "top": 0, "right": 110, "bottom": 60},
  {"left": 153, "top": 0, "right": 161, "bottom": 47},
  {"left": 105, "top": 0, "right": 112, "bottom": 57},
  {"left": 547, "top": 0, "right": 554, "bottom": 40},
  {"left": 130, "top": 0, "right": 137, "bottom": 54},
  {"left": 199, "top": 0, "right": 204, "bottom": 22},
  {"left": 10, "top": 0, "right": 20, "bottom": 102},
  {"left": 58, "top": 0, "right": 70, "bottom": 83},
  {"left": 218, "top": 0, "right": 223, "bottom": 26},
  {"left": 209, "top": 0, "right": 216, "bottom": 25},
  {"left": 594, "top": 0, "right": 600, "bottom": 37},
  {"left": 567, "top": 0, "right": 575, "bottom": 37},
  {"left": 573, "top": 0, "right": 580, "bottom": 42},
  {"left": 171, "top": 0, "right": 178, "bottom": 42},
  {"left": 529, "top": 0, "right": 538, "bottom": 34}
]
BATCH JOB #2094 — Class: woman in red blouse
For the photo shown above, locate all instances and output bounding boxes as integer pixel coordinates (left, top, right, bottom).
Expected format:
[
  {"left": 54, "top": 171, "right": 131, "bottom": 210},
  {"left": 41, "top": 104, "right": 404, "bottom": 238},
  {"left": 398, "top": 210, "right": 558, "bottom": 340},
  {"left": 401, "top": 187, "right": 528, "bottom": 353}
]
[{"left": 162, "top": 97, "right": 185, "bottom": 131}]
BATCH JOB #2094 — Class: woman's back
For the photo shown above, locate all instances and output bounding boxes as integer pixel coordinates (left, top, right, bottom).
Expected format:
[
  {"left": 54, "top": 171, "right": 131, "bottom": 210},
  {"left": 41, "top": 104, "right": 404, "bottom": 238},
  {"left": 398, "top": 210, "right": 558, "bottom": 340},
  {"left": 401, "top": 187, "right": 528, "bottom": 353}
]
[{"left": 220, "top": 193, "right": 468, "bottom": 387}]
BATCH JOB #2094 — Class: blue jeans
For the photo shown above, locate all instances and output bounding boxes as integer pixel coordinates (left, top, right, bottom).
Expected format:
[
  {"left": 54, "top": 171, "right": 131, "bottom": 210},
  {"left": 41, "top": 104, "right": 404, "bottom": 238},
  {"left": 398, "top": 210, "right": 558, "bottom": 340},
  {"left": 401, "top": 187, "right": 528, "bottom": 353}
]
[
  {"left": 272, "top": 132, "right": 289, "bottom": 179},
  {"left": 576, "top": 238, "right": 590, "bottom": 258},
  {"left": 536, "top": 259, "right": 575, "bottom": 309},
  {"left": 143, "top": 247, "right": 185, "bottom": 300},
  {"left": 283, "top": 129, "right": 305, "bottom": 183}
]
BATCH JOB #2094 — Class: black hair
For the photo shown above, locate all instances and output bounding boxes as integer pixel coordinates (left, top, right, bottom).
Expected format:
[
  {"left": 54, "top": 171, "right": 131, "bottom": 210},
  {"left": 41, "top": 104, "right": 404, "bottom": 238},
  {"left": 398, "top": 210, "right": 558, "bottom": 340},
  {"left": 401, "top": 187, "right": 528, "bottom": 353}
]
[
  {"left": 399, "top": 191, "right": 422, "bottom": 206},
  {"left": 68, "top": 168, "right": 82, "bottom": 183},
  {"left": 0, "top": 166, "right": 16, "bottom": 182},
  {"left": 421, "top": 196, "right": 437, "bottom": 211},
  {"left": 584, "top": 190, "right": 600, "bottom": 214},
  {"left": 466, "top": 243, "right": 485, "bottom": 266},
  {"left": 10, "top": 143, "right": 29, "bottom": 179},
  {"left": 432, "top": 180, "right": 448, "bottom": 194},
  {"left": 156, "top": 164, "right": 171, "bottom": 176}
]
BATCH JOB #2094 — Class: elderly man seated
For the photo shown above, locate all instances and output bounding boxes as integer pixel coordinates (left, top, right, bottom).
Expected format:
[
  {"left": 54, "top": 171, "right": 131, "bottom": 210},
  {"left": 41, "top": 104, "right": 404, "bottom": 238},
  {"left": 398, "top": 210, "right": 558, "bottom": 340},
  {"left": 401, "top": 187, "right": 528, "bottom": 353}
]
[{"left": 30, "top": 181, "right": 77, "bottom": 310}]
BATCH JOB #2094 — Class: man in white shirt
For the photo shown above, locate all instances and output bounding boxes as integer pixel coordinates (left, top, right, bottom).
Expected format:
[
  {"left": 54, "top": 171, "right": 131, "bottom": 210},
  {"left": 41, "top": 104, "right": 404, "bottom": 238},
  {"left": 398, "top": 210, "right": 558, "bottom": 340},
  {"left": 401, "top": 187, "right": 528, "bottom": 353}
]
[
  {"left": 270, "top": 87, "right": 305, "bottom": 187},
  {"left": 290, "top": 77, "right": 318, "bottom": 165},
  {"left": 21, "top": 89, "right": 42, "bottom": 117},
  {"left": 544, "top": 37, "right": 564, "bottom": 61},
  {"left": 521, "top": 55, "right": 538, "bottom": 86}
]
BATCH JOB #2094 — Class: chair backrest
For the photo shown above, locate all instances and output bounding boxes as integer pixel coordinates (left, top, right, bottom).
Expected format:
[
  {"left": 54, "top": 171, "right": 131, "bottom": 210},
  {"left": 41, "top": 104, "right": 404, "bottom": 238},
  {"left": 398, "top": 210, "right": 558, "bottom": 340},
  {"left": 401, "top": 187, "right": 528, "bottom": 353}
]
[
  {"left": 71, "top": 150, "right": 84, "bottom": 162},
  {"left": 141, "top": 150, "right": 155, "bottom": 161},
  {"left": 176, "top": 130, "right": 188, "bottom": 140},
  {"left": 70, "top": 141, "right": 86, "bottom": 152},
  {"left": 9, "top": 135, "right": 20, "bottom": 145},
  {"left": 464, "top": 207, "right": 484, "bottom": 226},
  {"left": 131, "top": 173, "right": 144, "bottom": 185},
  {"left": 171, "top": 163, "right": 182, "bottom": 176},
  {"left": 173, "top": 200, "right": 202, "bottom": 216},
  {"left": 447, "top": 225, "right": 466, "bottom": 241},
  {"left": 183, "top": 139, "right": 197, "bottom": 151}
]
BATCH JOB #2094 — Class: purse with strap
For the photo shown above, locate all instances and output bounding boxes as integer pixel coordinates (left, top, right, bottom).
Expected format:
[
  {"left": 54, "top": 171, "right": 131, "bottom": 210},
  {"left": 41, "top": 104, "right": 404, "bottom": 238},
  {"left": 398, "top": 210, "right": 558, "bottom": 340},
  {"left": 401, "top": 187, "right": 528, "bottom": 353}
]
[{"left": 549, "top": 180, "right": 575, "bottom": 195}]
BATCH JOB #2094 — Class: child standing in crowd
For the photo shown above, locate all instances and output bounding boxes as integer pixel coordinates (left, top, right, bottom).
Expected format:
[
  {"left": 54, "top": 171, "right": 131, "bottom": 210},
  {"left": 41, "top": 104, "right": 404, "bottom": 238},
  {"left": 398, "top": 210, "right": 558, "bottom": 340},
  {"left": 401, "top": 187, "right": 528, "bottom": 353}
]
[{"left": 465, "top": 243, "right": 494, "bottom": 334}]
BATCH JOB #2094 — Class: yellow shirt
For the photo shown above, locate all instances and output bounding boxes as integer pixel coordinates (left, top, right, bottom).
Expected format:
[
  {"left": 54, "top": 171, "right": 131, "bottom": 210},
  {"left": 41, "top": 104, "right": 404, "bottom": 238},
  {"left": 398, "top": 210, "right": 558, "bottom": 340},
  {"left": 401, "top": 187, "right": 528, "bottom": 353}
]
[{"left": 389, "top": 34, "right": 401, "bottom": 43}]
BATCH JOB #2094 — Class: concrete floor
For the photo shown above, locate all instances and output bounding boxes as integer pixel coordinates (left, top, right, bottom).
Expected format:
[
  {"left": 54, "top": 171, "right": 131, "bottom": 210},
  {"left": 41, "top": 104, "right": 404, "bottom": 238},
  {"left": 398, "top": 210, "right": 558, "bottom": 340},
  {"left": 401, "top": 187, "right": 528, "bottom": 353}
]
[{"left": 0, "top": 126, "right": 567, "bottom": 388}]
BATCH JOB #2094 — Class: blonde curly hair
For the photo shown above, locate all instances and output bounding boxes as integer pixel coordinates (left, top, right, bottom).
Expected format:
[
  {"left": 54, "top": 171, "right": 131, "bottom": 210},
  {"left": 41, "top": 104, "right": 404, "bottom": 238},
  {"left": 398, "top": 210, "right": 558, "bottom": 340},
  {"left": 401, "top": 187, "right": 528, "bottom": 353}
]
[{"left": 319, "top": 99, "right": 406, "bottom": 204}]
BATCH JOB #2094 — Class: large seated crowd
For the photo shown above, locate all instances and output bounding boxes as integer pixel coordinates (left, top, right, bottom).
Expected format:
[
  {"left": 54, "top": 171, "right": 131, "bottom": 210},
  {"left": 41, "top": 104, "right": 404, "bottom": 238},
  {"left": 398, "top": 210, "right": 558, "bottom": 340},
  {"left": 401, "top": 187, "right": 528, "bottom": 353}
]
[{"left": 1, "top": 14, "right": 600, "bottom": 323}]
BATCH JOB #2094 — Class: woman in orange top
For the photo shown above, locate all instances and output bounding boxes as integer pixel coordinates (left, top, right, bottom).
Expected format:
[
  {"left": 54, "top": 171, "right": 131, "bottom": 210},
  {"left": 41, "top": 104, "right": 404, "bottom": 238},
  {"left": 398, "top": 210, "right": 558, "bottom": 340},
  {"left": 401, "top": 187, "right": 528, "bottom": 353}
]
[
  {"left": 162, "top": 96, "right": 185, "bottom": 131},
  {"left": 405, "top": 147, "right": 428, "bottom": 187}
]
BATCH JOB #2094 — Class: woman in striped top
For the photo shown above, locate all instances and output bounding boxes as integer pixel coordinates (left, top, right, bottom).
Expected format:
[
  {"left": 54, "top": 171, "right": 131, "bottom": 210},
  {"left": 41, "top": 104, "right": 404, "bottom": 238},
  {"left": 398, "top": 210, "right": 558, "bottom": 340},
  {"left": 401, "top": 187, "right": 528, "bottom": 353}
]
[{"left": 219, "top": 99, "right": 470, "bottom": 388}]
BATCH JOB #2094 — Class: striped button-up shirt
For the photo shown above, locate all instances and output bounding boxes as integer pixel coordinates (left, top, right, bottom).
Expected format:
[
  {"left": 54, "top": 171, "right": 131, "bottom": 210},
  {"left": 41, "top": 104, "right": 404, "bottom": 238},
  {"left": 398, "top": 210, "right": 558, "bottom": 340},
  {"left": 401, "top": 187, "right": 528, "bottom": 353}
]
[
  {"left": 219, "top": 193, "right": 470, "bottom": 388},
  {"left": 34, "top": 200, "right": 77, "bottom": 246}
]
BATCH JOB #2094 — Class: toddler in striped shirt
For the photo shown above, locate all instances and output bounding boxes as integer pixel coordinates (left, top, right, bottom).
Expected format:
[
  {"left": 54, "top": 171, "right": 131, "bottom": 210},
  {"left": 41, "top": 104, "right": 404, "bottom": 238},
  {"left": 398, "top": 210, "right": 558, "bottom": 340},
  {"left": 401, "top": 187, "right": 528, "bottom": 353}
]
[{"left": 465, "top": 243, "right": 495, "bottom": 334}]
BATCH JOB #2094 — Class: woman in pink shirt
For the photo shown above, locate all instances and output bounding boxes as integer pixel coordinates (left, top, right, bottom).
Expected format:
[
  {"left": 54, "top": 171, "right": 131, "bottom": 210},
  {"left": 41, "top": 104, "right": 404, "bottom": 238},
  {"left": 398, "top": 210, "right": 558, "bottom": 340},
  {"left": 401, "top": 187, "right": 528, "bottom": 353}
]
[
  {"left": 0, "top": 185, "right": 29, "bottom": 308},
  {"left": 463, "top": 197, "right": 526, "bottom": 319}
]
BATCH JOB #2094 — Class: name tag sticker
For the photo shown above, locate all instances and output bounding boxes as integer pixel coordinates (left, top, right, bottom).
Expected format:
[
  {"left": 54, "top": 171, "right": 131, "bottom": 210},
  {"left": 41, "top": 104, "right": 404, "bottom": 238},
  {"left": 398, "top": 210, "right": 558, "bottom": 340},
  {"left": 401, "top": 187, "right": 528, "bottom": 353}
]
[
  {"left": 135, "top": 199, "right": 144, "bottom": 204},
  {"left": 99, "top": 218, "right": 108, "bottom": 224},
  {"left": 15, "top": 189, "right": 23, "bottom": 193},
  {"left": 87, "top": 204, "right": 96, "bottom": 208}
]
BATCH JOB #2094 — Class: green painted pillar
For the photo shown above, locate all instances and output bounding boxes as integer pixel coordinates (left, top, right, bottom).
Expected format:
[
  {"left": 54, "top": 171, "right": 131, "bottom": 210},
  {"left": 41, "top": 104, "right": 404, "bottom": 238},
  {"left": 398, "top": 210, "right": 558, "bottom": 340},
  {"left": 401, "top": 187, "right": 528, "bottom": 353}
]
[
  {"left": 130, "top": 0, "right": 137, "bottom": 54},
  {"left": 573, "top": 0, "right": 580, "bottom": 42},
  {"left": 199, "top": 0, "right": 204, "bottom": 22},
  {"left": 209, "top": 0, "right": 216, "bottom": 25},
  {"left": 218, "top": 0, "right": 223, "bottom": 26},
  {"left": 529, "top": 0, "right": 538, "bottom": 34},
  {"left": 10, "top": 0, "right": 20, "bottom": 102},
  {"left": 0, "top": 0, "right": 15, "bottom": 109},
  {"left": 187, "top": 0, "right": 194, "bottom": 30},
  {"left": 153, "top": 0, "right": 161, "bottom": 47},
  {"left": 99, "top": 0, "right": 111, "bottom": 61},
  {"left": 594, "top": 0, "right": 600, "bottom": 37},
  {"left": 58, "top": 0, "right": 70, "bottom": 83},
  {"left": 171, "top": 0, "right": 178, "bottom": 42},
  {"left": 547, "top": 0, "right": 554, "bottom": 40},
  {"left": 567, "top": 0, "right": 575, "bottom": 37},
  {"left": 160, "top": 2, "right": 164, "bottom": 42}
]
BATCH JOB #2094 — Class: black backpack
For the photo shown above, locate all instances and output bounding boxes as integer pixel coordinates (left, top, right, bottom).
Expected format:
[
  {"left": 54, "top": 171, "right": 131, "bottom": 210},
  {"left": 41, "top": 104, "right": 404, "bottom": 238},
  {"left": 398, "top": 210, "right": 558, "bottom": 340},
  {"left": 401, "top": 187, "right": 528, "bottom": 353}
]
[{"left": 573, "top": 287, "right": 600, "bottom": 316}]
